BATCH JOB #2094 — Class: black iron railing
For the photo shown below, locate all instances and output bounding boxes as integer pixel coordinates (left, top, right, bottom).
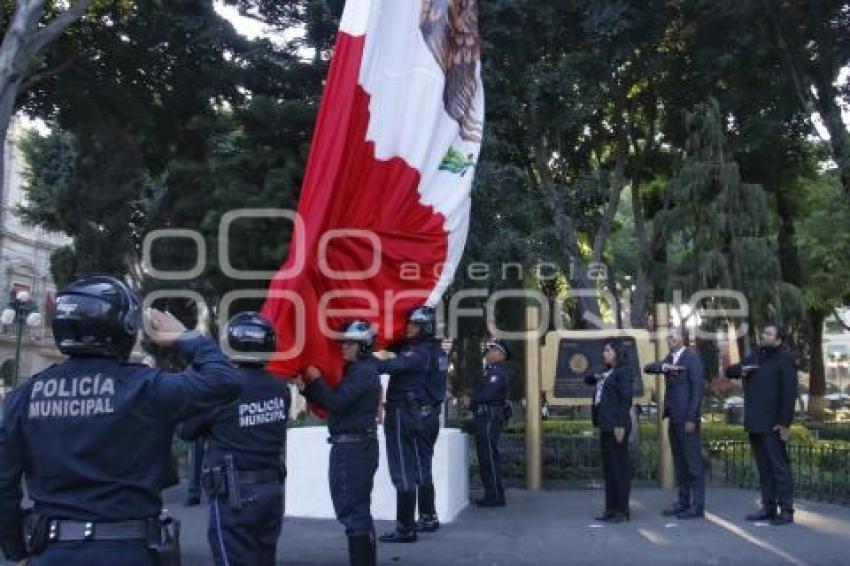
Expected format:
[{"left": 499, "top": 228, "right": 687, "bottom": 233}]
[
  {"left": 468, "top": 433, "right": 850, "bottom": 504},
  {"left": 706, "top": 440, "right": 850, "bottom": 504}
]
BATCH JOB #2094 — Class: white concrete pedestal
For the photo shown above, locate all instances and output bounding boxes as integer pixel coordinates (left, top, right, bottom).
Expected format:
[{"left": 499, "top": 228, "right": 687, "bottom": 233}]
[{"left": 285, "top": 426, "right": 468, "bottom": 522}]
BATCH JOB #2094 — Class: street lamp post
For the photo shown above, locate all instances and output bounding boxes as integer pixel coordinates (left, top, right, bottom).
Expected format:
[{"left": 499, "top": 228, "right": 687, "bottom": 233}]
[{"left": 1, "top": 290, "right": 43, "bottom": 388}]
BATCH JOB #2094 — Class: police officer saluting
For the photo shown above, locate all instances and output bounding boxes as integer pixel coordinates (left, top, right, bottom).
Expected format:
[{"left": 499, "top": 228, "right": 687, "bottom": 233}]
[
  {"left": 374, "top": 307, "right": 436, "bottom": 543},
  {"left": 295, "top": 321, "right": 381, "bottom": 566},
  {"left": 468, "top": 340, "right": 511, "bottom": 507},
  {"left": 725, "top": 323, "right": 798, "bottom": 526},
  {"left": 177, "top": 312, "right": 290, "bottom": 566},
  {"left": 0, "top": 275, "right": 241, "bottom": 565}
]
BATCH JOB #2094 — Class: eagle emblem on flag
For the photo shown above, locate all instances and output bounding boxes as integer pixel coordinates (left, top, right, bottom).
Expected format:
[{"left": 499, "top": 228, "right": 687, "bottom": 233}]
[{"left": 420, "top": 0, "right": 483, "bottom": 142}]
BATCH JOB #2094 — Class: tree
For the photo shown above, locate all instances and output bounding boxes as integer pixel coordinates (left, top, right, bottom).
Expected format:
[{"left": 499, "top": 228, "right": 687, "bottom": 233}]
[
  {"left": 761, "top": 0, "right": 850, "bottom": 197},
  {"left": 796, "top": 173, "right": 850, "bottom": 416},
  {"left": 17, "top": 0, "right": 324, "bottom": 325},
  {"left": 0, "top": 0, "right": 92, "bottom": 229}
]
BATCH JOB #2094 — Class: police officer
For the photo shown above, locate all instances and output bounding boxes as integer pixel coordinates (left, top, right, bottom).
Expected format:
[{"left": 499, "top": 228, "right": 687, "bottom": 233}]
[
  {"left": 296, "top": 320, "right": 381, "bottom": 566},
  {"left": 725, "top": 323, "right": 798, "bottom": 526},
  {"left": 177, "top": 312, "right": 290, "bottom": 566},
  {"left": 0, "top": 275, "right": 241, "bottom": 565},
  {"left": 468, "top": 340, "right": 511, "bottom": 507},
  {"left": 374, "top": 307, "right": 435, "bottom": 543},
  {"left": 410, "top": 307, "right": 446, "bottom": 533}
]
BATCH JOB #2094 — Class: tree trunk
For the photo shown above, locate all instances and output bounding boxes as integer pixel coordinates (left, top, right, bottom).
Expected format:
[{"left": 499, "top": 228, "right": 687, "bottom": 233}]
[
  {"left": 0, "top": 86, "right": 17, "bottom": 250},
  {"left": 812, "top": 77, "right": 850, "bottom": 197},
  {"left": 0, "top": 0, "right": 93, "bottom": 214},
  {"left": 807, "top": 307, "right": 827, "bottom": 420},
  {"left": 630, "top": 182, "right": 652, "bottom": 328}
]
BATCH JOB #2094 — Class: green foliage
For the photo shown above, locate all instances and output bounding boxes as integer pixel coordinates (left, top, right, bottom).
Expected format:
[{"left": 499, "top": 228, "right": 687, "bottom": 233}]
[{"left": 795, "top": 176, "right": 850, "bottom": 309}]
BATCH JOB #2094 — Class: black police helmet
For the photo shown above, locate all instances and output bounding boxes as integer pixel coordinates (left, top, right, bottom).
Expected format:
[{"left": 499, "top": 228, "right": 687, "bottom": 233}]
[
  {"left": 338, "top": 320, "right": 375, "bottom": 356},
  {"left": 52, "top": 275, "right": 141, "bottom": 360},
  {"left": 225, "top": 312, "right": 276, "bottom": 366},
  {"left": 484, "top": 339, "right": 511, "bottom": 360},
  {"left": 408, "top": 305, "right": 437, "bottom": 338}
]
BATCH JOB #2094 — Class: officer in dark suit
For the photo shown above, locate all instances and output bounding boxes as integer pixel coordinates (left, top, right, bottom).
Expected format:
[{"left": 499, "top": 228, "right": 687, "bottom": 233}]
[
  {"left": 586, "top": 339, "right": 633, "bottom": 522},
  {"left": 469, "top": 340, "right": 511, "bottom": 507},
  {"left": 645, "top": 328, "right": 706, "bottom": 519},
  {"left": 177, "top": 312, "right": 290, "bottom": 566},
  {"left": 297, "top": 320, "right": 382, "bottom": 566},
  {"left": 374, "top": 308, "right": 433, "bottom": 543},
  {"left": 726, "top": 323, "right": 798, "bottom": 525},
  {"left": 0, "top": 275, "right": 241, "bottom": 565},
  {"left": 409, "top": 307, "right": 447, "bottom": 533}
]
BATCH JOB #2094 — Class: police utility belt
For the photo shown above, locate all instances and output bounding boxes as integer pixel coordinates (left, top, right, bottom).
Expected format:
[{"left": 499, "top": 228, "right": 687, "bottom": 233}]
[
  {"left": 201, "top": 454, "right": 283, "bottom": 510},
  {"left": 328, "top": 429, "right": 377, "bottom": 444},
  {"left": 389, "top": 394, "right": 437, "bottom": 417},
  {"left": 24, "top": 513, "right": 181, "bottom": 564},
  {"left": 475, "top": 402, "right": 511, "bottom": 419}
]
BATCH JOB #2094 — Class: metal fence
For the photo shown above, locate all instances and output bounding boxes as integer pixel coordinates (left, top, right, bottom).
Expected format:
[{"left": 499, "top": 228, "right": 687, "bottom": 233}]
[
  {"left": 808, "top": 421, "right": 850, "bottom": 442},
  {"left": 468, "top": 433, "right": 850, "bottom": 504},
  {"left": 470, "top": 433, "right": 659, "bottom": 487},
  {"left": 706, "top": 440, "right": 850, "bottom": 505}
]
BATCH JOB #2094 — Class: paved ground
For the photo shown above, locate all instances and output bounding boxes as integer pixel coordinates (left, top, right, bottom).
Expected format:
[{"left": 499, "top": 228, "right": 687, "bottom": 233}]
[{"left": 166, "top": 485, "right": 850, "bottom": 566}]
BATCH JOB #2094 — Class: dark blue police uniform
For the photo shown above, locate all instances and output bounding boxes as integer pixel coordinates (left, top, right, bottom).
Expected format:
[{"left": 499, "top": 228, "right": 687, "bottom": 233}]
[
  {"left": 0, "top": 335, "right": 241, "bottom": 565},
  {"left": 302, "top": 357, "right": 381, "bottom": 538},
  {"left": 413, "top": 342, "right": 447, "bottom": 526},
  {"left": 471, "top": 362, "right": 509, "bottom": 505},
  {"left": 376, "top": 344, "right": 431, "bottom": 493},
  {"left": 178, "top": 366, "right": 290, "bottom": 566}
]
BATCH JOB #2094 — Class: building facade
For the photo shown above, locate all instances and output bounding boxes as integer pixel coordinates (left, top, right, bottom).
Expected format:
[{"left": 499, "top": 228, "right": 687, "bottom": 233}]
[{"left": 0, "top": 118, "right": 69, "bottom": 398}]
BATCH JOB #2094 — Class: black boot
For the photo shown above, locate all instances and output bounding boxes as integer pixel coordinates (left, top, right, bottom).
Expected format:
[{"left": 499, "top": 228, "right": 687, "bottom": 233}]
[
  {"left": 746, "top": 506, "right": 778, "bottom": 521},
  {"left": 380, "top": 491, "right": 418, "bottom": 543},
  {"left": 771, "top": 509, "right": 794, "bottom": 526},
  {"left": 348, "top": 533, "right": 376, "bottom": 566},
  {"left": 415, "top": 484, "right": 440, "bottom": 532},
  {"left": 415, "top": 513, "right": 440, "bottom": 532}
]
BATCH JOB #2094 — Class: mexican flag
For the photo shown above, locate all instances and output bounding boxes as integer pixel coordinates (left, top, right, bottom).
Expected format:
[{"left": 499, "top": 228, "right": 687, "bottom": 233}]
[{"left": 262, "top": 0, "right": 484, "bottom": 385}]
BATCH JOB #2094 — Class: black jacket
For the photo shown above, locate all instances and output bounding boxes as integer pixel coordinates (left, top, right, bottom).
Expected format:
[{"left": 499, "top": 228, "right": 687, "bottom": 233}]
[
  {"left": 644, "top": 347, "right": 704, "bottom": 423},
  {"left": 303, "top": 357, "right": 381, "bottom": 435},
  {"left": 726, "top": 346, "right": 798, "bottom": 433},
  {"left": 177, "top": 366, "right": 290, "bottom": 472},
  {"left": 0, "top": 336, "right": 240, "bottom": 561},
  {"left": 587, "top": 366, "right": 633, "bottom": 432},
  {"left": 471, "top": 362, "right": 509, "bottom": 410}
]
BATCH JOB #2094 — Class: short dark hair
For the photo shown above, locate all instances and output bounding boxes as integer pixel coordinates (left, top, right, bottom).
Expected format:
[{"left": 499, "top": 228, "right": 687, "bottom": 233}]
[
  {"left": 602, "top": 338, "right": 626, "bottom": 366},
  {"left": 764, "top": 322, "right": 786, "bottom": 344}
]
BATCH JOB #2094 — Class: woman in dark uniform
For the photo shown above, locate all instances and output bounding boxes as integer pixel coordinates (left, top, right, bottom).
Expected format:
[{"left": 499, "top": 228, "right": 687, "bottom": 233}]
[
  {"left": 585, "top": 339, "right": 633, "bottom": 523},
  {"left": 295, "top": 321, "right": 381, "bottom": 566}
]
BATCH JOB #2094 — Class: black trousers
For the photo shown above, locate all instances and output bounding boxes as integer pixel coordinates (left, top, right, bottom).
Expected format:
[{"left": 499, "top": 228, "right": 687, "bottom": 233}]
[
  {"left": 384, "top": 401, "right": 424, "bottom": 492},
  {"left": 474, "top": 408, "right": 505, "bottom": 501},
  {"left": 414, "top": 406, "right": 440, "bottom": 486},
  {"left": 330, "top": 438, "right": 379, "bottom": 536},
  {"left": 750, "top": 431, "right": 794, "bottom": 511},
  {"left": 208, "top": 480, "right": 284, "bottom": 566},
  {"left": 668, "top": 421, "right": 705, "bottom": 510},
  {"left": 600, "top": 430, "right": 630, "bottom": 515},
  {"left": 31, "top": 541, "right": 157, "bottom": 566}
]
